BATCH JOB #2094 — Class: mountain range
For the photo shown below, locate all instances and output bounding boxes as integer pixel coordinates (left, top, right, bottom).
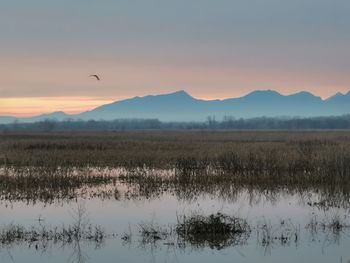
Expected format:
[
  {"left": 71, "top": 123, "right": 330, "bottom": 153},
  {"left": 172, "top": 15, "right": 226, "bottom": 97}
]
[{"left": 1, "top": 90, "right": 350, "bottom": 124}]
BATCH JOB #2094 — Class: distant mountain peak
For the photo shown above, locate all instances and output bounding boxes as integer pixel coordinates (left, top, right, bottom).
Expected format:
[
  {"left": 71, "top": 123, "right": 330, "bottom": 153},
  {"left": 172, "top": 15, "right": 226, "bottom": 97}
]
[
  {"left": 244, "top": 89, "right": 282, "bottom": 98},
  {"left": 139, "top": 90, "right": 194, "bottom": 101},
  {"left": 173, "top": 89, "right": 188, "bottom": 94},
  {"left": 164, "top": 90, "right": 193, "bottom": 98},
  {"left": 292, "top": 91, "right": 315, "bottom": 96},
  {"left": 133, "top": 90, "right": 193, "bottom": 100},
  {"left": 290, "top": 91, "right": 321, "bottom": 100},
  {"left": 52, "top": 111, "right": 68, "bottom": 115},
  {"left": 38, "top": 111, "right": 68, "bottom": 118}
]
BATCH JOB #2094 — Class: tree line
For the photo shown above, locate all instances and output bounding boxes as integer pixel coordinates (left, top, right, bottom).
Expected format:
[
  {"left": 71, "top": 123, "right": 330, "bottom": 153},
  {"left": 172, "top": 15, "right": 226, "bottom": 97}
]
[{"left": 1, "top": 115, "right": 350, "bottom": 131}]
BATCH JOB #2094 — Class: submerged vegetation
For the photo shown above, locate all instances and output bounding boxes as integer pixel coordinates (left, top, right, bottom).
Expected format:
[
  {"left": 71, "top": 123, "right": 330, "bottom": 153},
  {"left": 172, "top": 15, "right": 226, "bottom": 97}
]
[
  {"left": 0, "top": 204, "right": 106, "bottom": 251},
  {"left": 0, "top": 223, "right": 105, "bottom": 248},
  {"left": 256, "top": 219, "right": 300, "bottom": 251},
  {"left": 0, "top": 211, "right": 349, "bottom": 252}
]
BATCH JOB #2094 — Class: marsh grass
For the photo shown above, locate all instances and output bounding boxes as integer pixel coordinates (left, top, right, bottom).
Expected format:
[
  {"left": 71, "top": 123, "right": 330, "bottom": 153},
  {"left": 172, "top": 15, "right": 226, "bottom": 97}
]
[
  {"left": 256, "top": 219, "right": 300, "bottom": 251},
  {"left": 0, "top": 223, "right": 105, "bottom": 247},
  {"left": 176, "top": 212, "right": 251, "bottom": 249},
  {"left": 1, "top": 131, "right": 350, "bottom": 204},
  {"left": 1, "top": 166, "right": 350, "bottom": 208},
  {"left": 2, "top": 131, "right": 350, "bottom": 180},
  {"left": 138, "top": 222, "right": 173, "bottom": 245},
  {"left": 306, "top": 214, "right": 350, "bottom": 236},
  {"left": 0, "top": 167, "right": 117, "bottom": 203},
  {"left": 0, "top": 204, "right": 105, "bottom": 250}
]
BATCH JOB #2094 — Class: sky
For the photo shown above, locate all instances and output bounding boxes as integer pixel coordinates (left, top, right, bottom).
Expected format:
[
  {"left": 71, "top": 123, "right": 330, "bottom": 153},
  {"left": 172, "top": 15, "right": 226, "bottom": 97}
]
[{"left": 1, "top": 0, "right": 350, "bottom": 116}]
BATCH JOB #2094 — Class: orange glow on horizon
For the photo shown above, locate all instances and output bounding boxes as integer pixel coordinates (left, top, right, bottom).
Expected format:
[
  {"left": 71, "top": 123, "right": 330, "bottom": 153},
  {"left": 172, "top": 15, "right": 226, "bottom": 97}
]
[{"left": 0, "top": 97, "right": 117, "bottom": 117}]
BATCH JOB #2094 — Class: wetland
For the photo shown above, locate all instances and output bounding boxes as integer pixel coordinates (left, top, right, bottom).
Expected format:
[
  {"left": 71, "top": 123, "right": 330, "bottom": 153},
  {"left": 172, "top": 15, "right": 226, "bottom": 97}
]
[{"left": 1, "top": 131, "right": 350, "bottom": 262}]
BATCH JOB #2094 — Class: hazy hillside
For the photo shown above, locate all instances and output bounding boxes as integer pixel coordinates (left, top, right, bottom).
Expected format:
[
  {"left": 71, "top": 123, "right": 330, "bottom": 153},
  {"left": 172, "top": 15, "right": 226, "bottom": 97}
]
[{"left": 1, "top": 90, "right": 350, "bottom": 123}]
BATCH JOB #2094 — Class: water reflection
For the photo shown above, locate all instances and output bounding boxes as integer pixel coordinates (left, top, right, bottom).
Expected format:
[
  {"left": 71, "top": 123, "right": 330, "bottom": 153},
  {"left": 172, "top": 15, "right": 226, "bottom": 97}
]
[{"left": 1, "top": 168, "right": 350, "bottom": 262}]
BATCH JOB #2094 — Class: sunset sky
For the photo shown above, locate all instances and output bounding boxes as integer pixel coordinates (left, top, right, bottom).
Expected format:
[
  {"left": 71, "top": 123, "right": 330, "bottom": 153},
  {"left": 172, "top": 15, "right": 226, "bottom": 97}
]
[{"left": 1, "top": 0, "right": 350, "bottom": 117}]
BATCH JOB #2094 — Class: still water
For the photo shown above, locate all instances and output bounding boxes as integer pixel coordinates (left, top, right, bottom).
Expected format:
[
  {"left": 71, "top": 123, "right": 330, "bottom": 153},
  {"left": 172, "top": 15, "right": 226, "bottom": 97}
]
[{"left": 0, "top": 179, "right": 349, "bottom": 263}]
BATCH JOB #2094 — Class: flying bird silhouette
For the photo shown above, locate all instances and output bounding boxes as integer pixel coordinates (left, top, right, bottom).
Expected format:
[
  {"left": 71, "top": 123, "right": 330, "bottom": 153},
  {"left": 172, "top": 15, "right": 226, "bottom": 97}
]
[{"left": 89, "top": 74, "right": 101, "bottom": 81}]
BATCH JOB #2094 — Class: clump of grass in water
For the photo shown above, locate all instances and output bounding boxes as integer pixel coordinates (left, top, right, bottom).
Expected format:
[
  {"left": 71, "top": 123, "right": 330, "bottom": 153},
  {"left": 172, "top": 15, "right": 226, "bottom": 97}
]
[
  {"left": 132, "top": 213, "right": 251, "bottom": 250},
  {"left": 130, "top": 213, "right": 350, "bottom": 251},
  {"left": 176, "top": 213, "right": 251, "bottom": 250}
]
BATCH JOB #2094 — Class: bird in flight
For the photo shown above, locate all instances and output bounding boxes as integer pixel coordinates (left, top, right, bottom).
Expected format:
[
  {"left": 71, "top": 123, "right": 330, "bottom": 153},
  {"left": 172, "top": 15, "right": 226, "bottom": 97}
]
[{"left": 89, "top": 74, "right": 101, "bottom": 81}]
